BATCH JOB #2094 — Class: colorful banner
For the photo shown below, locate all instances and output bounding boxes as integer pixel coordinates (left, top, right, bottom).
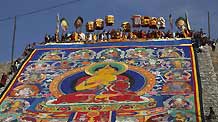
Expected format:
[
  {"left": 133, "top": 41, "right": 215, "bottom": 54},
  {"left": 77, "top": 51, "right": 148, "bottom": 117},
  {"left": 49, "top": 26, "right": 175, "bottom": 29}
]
[{"left": 0, "top": 39, "right": 203, "bottom": 122}]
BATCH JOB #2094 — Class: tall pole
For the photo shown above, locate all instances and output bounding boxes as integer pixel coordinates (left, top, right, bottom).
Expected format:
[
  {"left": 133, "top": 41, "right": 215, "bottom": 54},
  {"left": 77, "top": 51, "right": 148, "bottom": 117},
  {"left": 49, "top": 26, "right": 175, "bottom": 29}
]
[
  {"left": 208, "top": 11, "right": 211, "bottom": 40},
  {"left": 11, "top": 16, "right": 16, "bottom": 65}
]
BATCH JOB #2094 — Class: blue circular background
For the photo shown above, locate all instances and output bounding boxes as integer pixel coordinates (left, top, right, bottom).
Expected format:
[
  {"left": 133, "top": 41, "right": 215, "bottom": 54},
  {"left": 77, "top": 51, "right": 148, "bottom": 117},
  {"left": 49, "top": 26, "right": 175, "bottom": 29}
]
[{"left": 59, "top": 70, "right": 147, "bottom": 94}]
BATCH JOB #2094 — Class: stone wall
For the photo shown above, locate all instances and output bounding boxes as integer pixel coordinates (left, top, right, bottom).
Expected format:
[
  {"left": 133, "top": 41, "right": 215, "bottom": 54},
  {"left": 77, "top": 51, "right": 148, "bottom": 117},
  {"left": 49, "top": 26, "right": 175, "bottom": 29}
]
[{"left": 197, "top": 45, "right": 218, "bottom": 121}]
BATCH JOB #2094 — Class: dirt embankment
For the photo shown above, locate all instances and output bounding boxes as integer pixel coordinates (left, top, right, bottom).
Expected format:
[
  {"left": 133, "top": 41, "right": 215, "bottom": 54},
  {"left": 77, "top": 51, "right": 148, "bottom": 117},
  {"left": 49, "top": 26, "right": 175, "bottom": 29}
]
[{"left": 0, "top": 62, "right": 10, "bottom": 75}]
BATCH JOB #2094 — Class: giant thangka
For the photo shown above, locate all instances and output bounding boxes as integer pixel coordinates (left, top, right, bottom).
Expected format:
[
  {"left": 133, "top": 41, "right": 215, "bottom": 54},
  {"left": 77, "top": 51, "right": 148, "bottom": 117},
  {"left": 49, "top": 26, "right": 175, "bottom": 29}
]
[{"left": 0, "top": 39, "right": 203, "bottom": 122}]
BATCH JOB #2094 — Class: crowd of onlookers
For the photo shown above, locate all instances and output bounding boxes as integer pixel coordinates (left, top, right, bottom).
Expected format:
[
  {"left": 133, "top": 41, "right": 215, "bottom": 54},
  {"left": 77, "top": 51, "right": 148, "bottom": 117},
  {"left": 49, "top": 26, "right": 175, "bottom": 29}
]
[
  {"left": 44, "top": 29, "right": 192, "bottom": 44},
  {"left": 44, "top": 28, "right": 216, "bottom": 53},
  {"left": 10, "top": 43, "right": 35, "bottom": 73},
  {"left": 0, "top": 43, "right": 34, "bottom": 92},
  {"left": 192, "top": 29, "right": 217, "bottom": 53}
]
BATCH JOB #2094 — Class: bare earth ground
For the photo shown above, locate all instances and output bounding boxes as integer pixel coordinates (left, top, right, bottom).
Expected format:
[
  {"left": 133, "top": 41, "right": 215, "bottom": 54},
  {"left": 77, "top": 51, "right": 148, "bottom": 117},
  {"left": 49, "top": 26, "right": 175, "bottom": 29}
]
[{"left": 0, "top": 62, "right": 10, "bottom": 75}]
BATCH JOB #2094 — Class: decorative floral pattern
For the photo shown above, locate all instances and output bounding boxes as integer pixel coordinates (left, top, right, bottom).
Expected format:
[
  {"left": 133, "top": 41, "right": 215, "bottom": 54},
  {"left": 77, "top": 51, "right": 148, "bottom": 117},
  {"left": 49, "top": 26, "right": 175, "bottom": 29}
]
[{"left": 0, "top": 42, "right": 201, "bottom": 122}]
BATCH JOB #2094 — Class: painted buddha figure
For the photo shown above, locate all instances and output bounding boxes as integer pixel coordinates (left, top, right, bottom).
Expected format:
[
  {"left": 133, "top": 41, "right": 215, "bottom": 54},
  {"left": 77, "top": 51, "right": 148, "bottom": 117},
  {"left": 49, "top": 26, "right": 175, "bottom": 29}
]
[
  {"left": 52, "top": 76, "right": 145, "bottom": 104},
  {"left": 52, "top": 62, "right": 126, "bottom": 104},
  {"left": 75, "top": 65, "right": 118, "bottom": 91},
  {"left": 51, "top": 62, "right": 152, "bottom": 104},
  {"left": 94, "top": 75, "right": 145, "bottom": 102}
]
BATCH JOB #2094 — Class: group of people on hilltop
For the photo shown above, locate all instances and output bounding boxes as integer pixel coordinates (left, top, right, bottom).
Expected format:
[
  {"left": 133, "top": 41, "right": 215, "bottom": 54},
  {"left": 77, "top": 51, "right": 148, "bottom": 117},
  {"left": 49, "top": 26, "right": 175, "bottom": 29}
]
[
  {"left": 44, "top": 29, "right": 192, "bottom": 44},
  {"left": 0, "top": 43, "right": 34, "bottom": 89},
  {"left": 44, "top": 28, "right": 217, "bottom": 53},
  {"left": 192, "top": 28, "right": 216, "bottom": 53},
  {"left": 10, "top": 43, "right": 34, "bottom": 74}
]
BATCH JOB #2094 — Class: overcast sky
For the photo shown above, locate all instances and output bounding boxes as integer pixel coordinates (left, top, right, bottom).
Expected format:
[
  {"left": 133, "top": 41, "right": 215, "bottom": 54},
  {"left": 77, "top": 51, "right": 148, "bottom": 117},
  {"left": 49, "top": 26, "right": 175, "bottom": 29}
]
[{"left": 0, "top": 0, "right": 218, "bottom": 62}]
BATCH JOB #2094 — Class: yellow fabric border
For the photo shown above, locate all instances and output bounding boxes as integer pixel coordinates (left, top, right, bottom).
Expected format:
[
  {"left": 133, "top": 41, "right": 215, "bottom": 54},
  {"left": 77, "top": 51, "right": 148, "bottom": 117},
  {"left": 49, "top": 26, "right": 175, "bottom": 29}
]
[{"left": 190, "top": 46, "right": 202, "bottom": 122}]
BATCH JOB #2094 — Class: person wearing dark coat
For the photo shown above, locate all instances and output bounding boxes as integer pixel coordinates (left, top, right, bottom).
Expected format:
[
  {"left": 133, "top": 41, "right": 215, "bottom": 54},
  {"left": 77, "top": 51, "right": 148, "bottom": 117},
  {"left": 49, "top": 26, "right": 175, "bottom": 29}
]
[
  {"left": 212, "top": 41, "right": 216, "bottom": 51},
  {"left": 206, "top": 107, "right": 216, "bottom": 121},
  {"left": 0, "top": 73, "right": 7, "bottom": 88}
]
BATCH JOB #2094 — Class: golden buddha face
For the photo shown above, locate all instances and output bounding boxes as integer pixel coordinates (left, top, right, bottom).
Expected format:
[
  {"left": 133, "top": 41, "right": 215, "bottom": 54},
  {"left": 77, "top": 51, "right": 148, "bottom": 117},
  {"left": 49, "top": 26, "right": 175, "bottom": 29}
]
[
  {"left": 75, "top": 65, "right": 118, "bottom": 91},
  {"left": 95, "top": 65, "right": 117, "bottom": 75}
]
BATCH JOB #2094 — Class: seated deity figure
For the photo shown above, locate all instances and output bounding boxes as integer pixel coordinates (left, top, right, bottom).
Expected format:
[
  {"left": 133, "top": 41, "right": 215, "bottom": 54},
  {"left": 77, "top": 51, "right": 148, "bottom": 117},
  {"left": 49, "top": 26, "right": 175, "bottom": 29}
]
[
  {"left": 52, "top": 63, "right": 148, "bottom": 104},
  {"left": 75, "top": 65, "right": 117, "bottom": 91}
]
